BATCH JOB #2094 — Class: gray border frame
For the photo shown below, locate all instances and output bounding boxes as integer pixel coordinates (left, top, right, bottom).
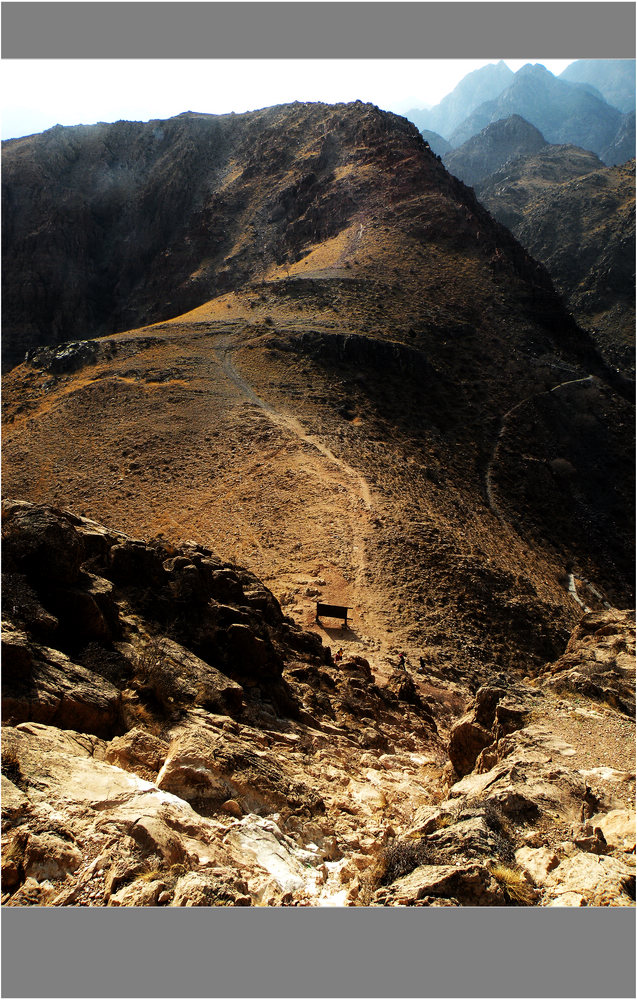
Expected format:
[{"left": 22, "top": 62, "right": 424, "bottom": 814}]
[
  {"left": 1, "top": 3, "right": 636, "bottom": 998},
  {"left": 1, "top": 1, "right": 636, "bottom": 59}
]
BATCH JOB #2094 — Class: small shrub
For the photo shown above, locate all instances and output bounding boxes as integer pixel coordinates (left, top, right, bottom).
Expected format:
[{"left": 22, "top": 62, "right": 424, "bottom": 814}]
[
  {"left": 1, "top": 744, "right": 25, "bottom": 789},
  {"left": 374, "top": 839, "right": 434, "bottom": 889},
  {"left": 489, "top": 863, "right": 537, "bottom": 906},
  {"left": 136, "top": 639, "right": 178, "bottom": 711}
]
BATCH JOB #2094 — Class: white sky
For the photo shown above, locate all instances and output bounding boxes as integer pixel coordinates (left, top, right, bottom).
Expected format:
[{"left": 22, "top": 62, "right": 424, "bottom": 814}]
[{"left": 1, "top": 58, "right": 577, "bottom": 140}]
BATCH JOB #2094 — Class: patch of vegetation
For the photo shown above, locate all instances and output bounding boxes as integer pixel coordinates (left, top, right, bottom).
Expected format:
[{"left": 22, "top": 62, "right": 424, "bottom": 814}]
[
  {"left": 135, "top": 862, "right": 188, "bottom": 886},
  {"left": 368, "top": 838, "right": 435, "bottom": 895},
  {"left": 1, "top": 743, "right": 26, "bottom": 790},
  {"left": 79, "top": 641, "right": 133, "bottom": 687},
  {"left": 135, "top": 638, "right": 179, "bottom": 712},
  {"left": 489, "top": 863, "right": 537, "bottom": 906}
]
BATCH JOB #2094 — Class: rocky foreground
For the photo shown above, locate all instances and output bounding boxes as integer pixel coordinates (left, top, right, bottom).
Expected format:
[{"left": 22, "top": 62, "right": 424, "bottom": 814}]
[{"left": 2, "top": 501, "right": 635, "bottom": 906}]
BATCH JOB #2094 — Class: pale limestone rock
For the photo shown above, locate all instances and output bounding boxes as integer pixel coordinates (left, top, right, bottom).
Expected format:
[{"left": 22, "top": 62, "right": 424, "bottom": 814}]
[
  {"left": 543, "top": 853, "right": 635, "bottom": 906},
  {"left": 23, "top": 832, "right": 83, "bottom": 881},
  {"left": 4, "top": 877, "right": 57, "bottom": 906},
  {"left": 545, "top": 892, "right": 587, "bottom": 907},
  {"left": 346, "top": 777, "right": 387, "bottom": 811},
  {"left": 128, "top": 815, "right": 191, "bottom": 866},
  {"left": 224, "top": 815, "right": 320, "bottom": 895},
  {"left": 172, "top": 869, "right": 251, "bottom": 906},
  {"left": 572, "top": 822, "right": 608, "bottom": 854},
  {"left": 102, "top": 728, "right": 169, "bottom": 780},
  {"left": 590, "top": 809, "right": 636, "bottom": 852},
  {"left": 374, "top": 862, "right": 504, "bottom": 906},
  {"left": 1, "top": 774, "right": 30, "bottom": 822},
  {"left": 108, "top": 878, "right": 165, "bottom": 906},
  {"left": 157, "top": 725, "right": 322, "bottom": 816},
  {"left": 515, "top": 846, "right": 560, "bottom": 886}
]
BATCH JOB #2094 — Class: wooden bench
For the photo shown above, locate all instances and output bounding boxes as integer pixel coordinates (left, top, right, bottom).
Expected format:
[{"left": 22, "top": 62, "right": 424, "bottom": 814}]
[{"left": 315, "top": 602, "right": 351, "bottom": 628}]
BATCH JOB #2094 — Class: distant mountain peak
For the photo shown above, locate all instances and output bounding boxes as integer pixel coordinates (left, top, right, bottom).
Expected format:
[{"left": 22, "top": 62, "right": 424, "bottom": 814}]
[
  {"left": 449, "top": 65, "right": 633, "bottom": 164},
  {"left": 444, "top": 114, "right": 548, "bottom": 186}
]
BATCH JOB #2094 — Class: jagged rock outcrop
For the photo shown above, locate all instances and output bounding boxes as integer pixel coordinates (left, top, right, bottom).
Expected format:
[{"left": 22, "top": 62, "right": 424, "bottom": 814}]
[
  {"left": 1, "top": 498, "right": 323, "bottom": 727},
  {"left": 539, "top": 609, "right": 635, "bottom": 717},
  {"left": 356, "top": 612, "right": 635, "bottom": 907},
  {"left": 1, "top": 505, "right": 634, "bottom": 908},
  {"left": 477, "top": 154, "right": 635, "bottom": 376}
]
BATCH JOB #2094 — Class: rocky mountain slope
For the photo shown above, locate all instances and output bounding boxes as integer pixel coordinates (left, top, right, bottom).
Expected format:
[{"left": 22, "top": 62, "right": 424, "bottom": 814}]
[
  {"left": 419, "top": 130, "right": 452, "bottom": 158},
  {"left": 2, "top": 502, "right": 635, "bottom": 907},
  {"left": 476, "top": 153, "right": 636, "bottom": 375},
  {"left": 2, "top": 102, "right": 634, "bottom": 907},
  {"left": 449, "top": 64, "right": 634, "bottom": 166},
  {"left": 3, "top": 101, "right": 633, "bottom": 669},
  {"left": 444, "top": 115, "right": 549, "bottom": 187}
]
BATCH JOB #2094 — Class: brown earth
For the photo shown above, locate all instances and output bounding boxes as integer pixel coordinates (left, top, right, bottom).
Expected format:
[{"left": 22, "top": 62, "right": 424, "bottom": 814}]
[{"left": 1, "top": 102, "right": 634, "bottom": 906}]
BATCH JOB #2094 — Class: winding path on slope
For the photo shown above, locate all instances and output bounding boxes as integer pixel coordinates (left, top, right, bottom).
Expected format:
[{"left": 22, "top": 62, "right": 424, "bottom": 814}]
[
  {"left": 212, "top": 334, "right": 375, "bottom": 611},
  {"left": 484, "top": 375, "right": 597, "bottom": 609}
]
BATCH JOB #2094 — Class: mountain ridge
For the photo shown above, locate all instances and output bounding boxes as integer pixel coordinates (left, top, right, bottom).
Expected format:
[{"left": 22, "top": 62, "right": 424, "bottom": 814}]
[
  {"left": 449, "top": 64, "right": 633, "bottom": 165},
  {"left": 2, "top": 100, "right": 634, "bottom": 909}
]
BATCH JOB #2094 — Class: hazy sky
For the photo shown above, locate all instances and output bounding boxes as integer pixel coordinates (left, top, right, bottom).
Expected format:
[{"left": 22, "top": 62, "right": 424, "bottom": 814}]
[{"left": 1, "top": 58, "right": 577, "bottom": 140}]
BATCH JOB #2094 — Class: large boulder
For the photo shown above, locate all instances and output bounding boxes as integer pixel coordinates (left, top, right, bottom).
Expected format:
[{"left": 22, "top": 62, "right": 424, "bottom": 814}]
[
  {"left": 2, "top": 625, "right": 121, "bottom": 738},
  {"left": 373, "top": 862, "right": 506, "bottom": 906},
  {"left": 448, "top": 714, "right": 493, "bottom": 777},
  {"left": 543, "top": 853, "right": 635, "bottom": 906},
  {"left": 137, "top": 637, "right": 244, "bottom": 716},
  {"left": 102, "top": 728, "right": 169, "bottom": 781},
  {"left": 540, "top": 609, "right": 636, "bottom": 717},
  {"left": 171, "top": 869, "right": 251, "bottom": 906},
  {"left": 2, "top": 500, "right": 84, "bottom": 585},
  {"left": 448, "top": 683, "right": 529, "bottom": 776},
  {"left": 156, "top": 724, "right": 324, "bottom": 816}
]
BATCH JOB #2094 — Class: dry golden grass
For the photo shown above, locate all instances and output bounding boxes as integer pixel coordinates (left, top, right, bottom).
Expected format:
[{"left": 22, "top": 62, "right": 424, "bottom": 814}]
[{"left": 489, "top": 863, "right": 537, "bottom": 905}]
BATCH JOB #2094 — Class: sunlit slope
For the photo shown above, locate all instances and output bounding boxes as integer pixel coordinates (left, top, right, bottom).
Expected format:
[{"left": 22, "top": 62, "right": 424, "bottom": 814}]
[{"left": 3, "top": 101, "right": 633, "bottom": 678}]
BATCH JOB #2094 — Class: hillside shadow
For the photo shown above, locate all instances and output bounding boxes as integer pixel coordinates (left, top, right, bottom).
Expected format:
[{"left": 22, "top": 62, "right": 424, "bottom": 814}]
[{"left": 315, "top": 621, "right": 364, "bottom": 645}]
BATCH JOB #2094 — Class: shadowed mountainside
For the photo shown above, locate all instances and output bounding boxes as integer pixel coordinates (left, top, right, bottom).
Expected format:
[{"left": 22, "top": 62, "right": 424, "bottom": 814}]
[
  {"left": 407, "top": 61, "right": 515, "bottom": 138},
  {"left": 477, "top": 154, "right": 636, "bottom": 375},
  {"left": 559, "top": 59, "right": 636, "bottom": 114}
]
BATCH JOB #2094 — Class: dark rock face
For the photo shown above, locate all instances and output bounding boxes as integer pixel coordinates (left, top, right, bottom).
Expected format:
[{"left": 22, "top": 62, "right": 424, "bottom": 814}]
[
  {"left": 24, "top": 341, "right": 100, "bottom": 375},
  {"left": 448, "top": 682, "right": 528, "bottom": 777},
  {"left": 2, "top": 624, "right": 121, "bottom": 738},
  {"left": 444, "top": 115, "right": 548, "bottom": 187},
  {"left": 478, "top": 156, "right": 636, "bottom": 377},
  {"left": 2, "top": 103, "right": 433, "bottom": 369},
  {"left": 419, "top": 130, "right": 452, "bottom": 157},
  {"left": 539, "top": 609, "right": 636, "bottom": 717},
  {"left": 1, "top": 499, "right": 332, "bottom": 730}
]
